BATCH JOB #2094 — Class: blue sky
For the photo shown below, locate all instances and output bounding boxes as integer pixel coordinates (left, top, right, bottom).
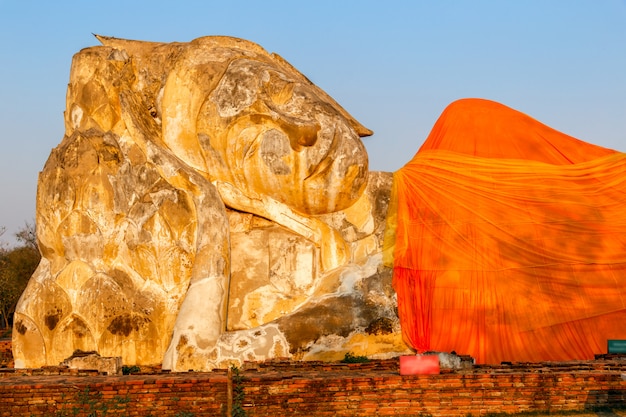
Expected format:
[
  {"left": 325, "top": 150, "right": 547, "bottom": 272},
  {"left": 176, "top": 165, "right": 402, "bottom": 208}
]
[{"left": 1, "top": 0, "right": 625, "bottom": 245}]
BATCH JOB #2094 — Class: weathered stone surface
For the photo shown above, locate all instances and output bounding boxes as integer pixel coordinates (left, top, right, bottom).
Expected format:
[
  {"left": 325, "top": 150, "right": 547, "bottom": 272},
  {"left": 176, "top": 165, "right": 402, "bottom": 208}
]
[
  {"left": 13, "top": 35, "right": 410, "bottom": 371},
  {"left": 60, "top": 351, "right": 122, "bottom": 375}
]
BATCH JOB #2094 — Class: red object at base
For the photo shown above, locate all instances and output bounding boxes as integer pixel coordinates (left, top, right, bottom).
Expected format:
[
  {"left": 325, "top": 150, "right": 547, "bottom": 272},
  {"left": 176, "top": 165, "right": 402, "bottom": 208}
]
[{"left": 399, "top": 355, "right": 440, "bottom": 375}]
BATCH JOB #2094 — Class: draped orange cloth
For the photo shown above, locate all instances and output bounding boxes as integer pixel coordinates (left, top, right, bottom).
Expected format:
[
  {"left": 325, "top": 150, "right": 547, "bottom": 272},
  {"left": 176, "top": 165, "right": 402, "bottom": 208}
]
[{"left": 385, "top": 98, "right": 626, "bottom": 364}]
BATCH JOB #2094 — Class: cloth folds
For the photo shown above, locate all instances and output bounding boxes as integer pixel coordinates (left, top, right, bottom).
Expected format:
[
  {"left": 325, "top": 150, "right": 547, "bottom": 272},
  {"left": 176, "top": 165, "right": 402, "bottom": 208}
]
[{"left": 385, "top": 98, "right": 626, "bottom": 364}]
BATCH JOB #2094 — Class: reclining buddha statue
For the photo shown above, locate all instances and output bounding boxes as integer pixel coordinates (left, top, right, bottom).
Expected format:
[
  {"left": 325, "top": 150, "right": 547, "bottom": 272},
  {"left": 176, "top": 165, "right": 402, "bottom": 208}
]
[{"left": 13, "top": 35, "right": 626, "bottom": 370}]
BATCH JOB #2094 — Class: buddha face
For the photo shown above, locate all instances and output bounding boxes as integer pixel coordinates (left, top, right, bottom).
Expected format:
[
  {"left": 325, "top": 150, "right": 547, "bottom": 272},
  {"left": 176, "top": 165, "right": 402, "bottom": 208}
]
[{"left": 196, "top": 57, "right": 369, "bottom": 215}]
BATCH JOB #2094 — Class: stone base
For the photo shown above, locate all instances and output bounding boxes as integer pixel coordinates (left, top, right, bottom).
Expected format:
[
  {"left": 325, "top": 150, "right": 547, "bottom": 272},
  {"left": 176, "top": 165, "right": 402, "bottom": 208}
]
[{"left": 60, "top": 350, "right": 122, "bottom": 375}]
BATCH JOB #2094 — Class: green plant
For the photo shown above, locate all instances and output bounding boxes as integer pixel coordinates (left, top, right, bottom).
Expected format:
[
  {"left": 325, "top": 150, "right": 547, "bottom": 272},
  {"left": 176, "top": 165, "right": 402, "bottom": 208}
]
[
  {"left": 474, "top": 406, "right": 626, "bottom": 417},
  {"left": 46, "top": 386, "right": 131, "bottom": 417},
  {"left": 122, "top": 365, "right": 141, "bottom": 375},
  {"left": 231, "top": 365, "right": 248, "bottom": 417},
  {"left": 168, "top": 396, "right": 195, "bottom": 417},
  {"left": 341, "top": 351, "right": 370, "bottom": 363}
]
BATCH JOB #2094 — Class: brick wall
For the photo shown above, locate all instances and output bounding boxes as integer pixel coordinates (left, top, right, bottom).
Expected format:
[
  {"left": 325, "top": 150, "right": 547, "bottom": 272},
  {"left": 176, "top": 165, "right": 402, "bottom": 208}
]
[
  {"left": 241, "top": 361, "right": 626, "bottom": 416},
  {"left": 0, "top": 371, "right": 229, "bottom": 416},
  {"left": 0, "top": 340, "right": 12, "bottom": 368},
  {"left": 1, "top": 359, "right": 625, "bottom": 416}
]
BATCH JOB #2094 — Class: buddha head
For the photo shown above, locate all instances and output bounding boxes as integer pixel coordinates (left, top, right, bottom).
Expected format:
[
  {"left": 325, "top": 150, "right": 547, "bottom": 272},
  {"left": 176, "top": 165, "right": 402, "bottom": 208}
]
[{"left": 158, "top": 36, "right": 371, "bottom": 215}]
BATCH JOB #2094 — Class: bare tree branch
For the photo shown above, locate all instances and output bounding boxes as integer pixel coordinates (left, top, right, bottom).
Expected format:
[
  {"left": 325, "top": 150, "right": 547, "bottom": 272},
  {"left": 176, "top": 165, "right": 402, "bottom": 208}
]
[{"left": 15, "top": 221, "right": 37, "bottom": 251}]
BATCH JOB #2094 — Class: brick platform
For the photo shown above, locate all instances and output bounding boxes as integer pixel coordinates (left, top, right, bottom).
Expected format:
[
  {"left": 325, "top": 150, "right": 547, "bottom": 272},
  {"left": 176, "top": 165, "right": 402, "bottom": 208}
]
[{"left": 1, "top": 357, "right": 625, "bottom": 416}]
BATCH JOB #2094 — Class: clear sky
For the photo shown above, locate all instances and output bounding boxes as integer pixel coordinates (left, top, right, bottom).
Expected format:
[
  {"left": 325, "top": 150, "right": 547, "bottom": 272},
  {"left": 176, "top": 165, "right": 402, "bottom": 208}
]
[{"left": 0, "top": 1, "right": 624, "bottom": 245}]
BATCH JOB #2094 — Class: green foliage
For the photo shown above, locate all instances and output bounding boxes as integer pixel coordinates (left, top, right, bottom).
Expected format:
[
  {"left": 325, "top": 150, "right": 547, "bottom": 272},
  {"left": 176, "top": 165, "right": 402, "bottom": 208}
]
[
  {"left": 122, "top": 365, "right": 141, "bottom": 375},
  {"left": 78, "top": 386, "right": 130, "bottom": 417},
  {"left": 231, "top": 365, "right": 248, "bottom": 417},
  {"left": 169, "top": 393, "right": 196, "bottom": 416},
  {"left": 0, "top": 222, "right": 41, "bottom": 329},
  {"left": 469, "top": 404, "right": 626, "bottom": 417},
  {"left": 47, "top": 386, "right": 130, "bottom": 417},
  {"left": 341, "top": 351, "right": 370, "bottom": 363}
]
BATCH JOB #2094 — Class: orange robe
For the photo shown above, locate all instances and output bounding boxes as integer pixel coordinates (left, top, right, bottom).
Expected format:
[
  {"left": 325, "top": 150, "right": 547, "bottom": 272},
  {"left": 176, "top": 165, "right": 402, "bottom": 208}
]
[{"left": 387, "top": 98, "right": 626, "bottom": 364}]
